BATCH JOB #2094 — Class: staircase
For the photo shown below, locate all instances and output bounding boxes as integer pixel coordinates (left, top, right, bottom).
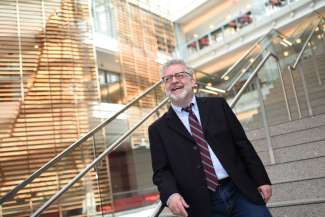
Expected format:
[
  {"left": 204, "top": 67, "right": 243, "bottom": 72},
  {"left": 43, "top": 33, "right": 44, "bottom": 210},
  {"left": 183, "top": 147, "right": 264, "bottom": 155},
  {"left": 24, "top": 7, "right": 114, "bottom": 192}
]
[
  {"left": 242, "top": 34, "right": 325, "bottom": 216},
  {"left": 240, "top": 43, "right": 325, "bottom": 130},
  {"left": 247, "top": 113, "right": 325, "bottom": 217}
]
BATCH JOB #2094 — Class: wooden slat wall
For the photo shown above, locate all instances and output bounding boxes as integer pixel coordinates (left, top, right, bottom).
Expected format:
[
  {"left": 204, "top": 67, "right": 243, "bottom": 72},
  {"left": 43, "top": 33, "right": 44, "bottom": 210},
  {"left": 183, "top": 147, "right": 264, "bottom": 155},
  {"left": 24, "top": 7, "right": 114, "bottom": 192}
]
[
  {"left": 113, "top": 0, "right": 175, "bottom": 106},
  {"left": 0, "top": 0, "right": 112, "bottom": 216},
  {"left": 112, "top": 0, "right": 175, "bottom": 151}
]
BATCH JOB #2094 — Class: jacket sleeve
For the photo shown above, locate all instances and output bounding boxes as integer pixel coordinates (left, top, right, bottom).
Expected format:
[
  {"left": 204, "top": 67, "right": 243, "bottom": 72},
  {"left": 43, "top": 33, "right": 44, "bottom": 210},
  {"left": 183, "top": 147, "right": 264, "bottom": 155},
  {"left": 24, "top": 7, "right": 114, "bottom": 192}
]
[
  {"left": 148, "top": 123, "right": 179, "bottom": 205},
  {"left": 221, "top": 97, "right": 271, "bottom": 186}
]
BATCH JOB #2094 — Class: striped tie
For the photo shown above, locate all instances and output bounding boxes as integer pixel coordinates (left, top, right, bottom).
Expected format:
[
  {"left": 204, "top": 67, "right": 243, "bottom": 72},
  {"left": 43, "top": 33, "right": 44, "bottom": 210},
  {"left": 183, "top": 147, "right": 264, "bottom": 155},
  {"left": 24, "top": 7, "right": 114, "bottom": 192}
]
[{"left": 183, "top": 104, "right": 219, "bottom": 191}]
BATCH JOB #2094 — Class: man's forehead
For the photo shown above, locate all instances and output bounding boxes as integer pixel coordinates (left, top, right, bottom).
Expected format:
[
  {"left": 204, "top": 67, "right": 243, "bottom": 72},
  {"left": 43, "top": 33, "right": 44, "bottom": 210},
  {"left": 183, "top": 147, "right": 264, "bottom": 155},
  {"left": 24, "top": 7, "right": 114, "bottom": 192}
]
[{"left": 164, "top": 64, "right": 186, "bottom": 74}]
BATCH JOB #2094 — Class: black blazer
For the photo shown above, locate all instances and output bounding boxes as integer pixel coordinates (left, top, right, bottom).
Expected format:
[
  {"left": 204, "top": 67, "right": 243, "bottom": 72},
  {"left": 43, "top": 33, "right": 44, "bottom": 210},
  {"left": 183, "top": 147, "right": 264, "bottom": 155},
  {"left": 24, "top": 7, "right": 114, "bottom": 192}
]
[{"left": 148, "top": 97, "right": 271, "bottom": 217}]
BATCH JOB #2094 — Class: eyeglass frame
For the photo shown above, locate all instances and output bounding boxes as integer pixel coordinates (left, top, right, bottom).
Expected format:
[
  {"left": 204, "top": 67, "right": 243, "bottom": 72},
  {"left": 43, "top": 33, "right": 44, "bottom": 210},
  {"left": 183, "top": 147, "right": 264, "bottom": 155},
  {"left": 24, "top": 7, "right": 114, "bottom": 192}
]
[{"left": 161, "top": 71, "right": 191, "bottom": 83}]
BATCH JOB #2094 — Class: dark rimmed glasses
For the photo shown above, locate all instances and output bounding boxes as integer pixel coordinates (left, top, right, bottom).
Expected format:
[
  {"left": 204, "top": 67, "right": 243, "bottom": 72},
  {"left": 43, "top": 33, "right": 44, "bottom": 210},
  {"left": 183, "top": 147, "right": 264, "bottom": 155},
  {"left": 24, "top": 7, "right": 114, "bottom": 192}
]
[{"left": 162, "top": 71, "right": 191, "bottom": 83}]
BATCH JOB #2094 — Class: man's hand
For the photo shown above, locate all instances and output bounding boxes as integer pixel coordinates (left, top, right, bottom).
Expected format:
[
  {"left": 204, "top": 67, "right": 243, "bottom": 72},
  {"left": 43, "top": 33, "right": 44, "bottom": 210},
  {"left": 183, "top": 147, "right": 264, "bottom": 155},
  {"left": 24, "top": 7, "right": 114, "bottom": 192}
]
[
  {"left": 167, "top": 193, "right": 189, "bottom": 217},
  {"left": 257, "top": 184, "right": 272, "bottom": 203}
]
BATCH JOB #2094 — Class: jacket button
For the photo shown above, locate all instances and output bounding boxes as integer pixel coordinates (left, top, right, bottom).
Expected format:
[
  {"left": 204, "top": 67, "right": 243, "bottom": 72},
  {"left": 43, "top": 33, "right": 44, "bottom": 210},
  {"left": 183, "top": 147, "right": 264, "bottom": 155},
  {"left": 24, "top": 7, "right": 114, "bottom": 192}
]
[{"left": 193, "top": 146, "right": 198, "bottom": 150}]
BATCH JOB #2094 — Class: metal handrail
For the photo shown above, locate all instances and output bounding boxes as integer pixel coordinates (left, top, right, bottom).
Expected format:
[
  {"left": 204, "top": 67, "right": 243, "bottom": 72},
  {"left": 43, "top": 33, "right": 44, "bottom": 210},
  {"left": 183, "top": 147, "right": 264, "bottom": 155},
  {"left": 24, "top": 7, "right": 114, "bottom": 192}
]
[
  {"left": 287, "top": 18, "right": 324, "bottom": 118},
  {"left": 229, "top": 52, "right": 277, "bottom": 108},
  {"left": 149, "top": 16, "right": 325, "bottom": 217},
  {"left": 150, "top": 201, "right": 164, "bottom": 217},
  {"left": 220, "top": 13, "right": 320, "bottom": 82},
  {"left": 225, "top": 46, "right": 267, "bottom": 92},
  {"left": 31, "top": 97, "right": 169, "bottom": 217},
  {"left": 291, "top": 19, "right": 323, "bottom": 69},
  {"left": 150, "top": 51, "right": 278, "bottom": 217},
  {"left": 220, "top": 29, "right": 273, "bottom": 80},
  {"left": 6, "top": 14, "right": 324, "bottom": 216},
  {"left": 0, "top": 79, "right": 163, "bottom": 205}
]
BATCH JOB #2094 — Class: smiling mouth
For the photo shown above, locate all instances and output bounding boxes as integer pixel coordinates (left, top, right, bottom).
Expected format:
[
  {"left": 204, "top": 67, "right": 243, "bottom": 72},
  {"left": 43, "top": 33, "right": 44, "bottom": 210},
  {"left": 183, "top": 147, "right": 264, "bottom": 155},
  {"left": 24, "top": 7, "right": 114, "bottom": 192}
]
[{"left": 171, "top": 86, "right": 183, "bottom": 92}]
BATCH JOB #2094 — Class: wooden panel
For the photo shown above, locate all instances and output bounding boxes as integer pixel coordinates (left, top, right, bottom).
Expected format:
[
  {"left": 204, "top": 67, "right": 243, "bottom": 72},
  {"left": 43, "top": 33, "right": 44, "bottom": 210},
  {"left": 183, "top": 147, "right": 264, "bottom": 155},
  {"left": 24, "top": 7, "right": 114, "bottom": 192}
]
[
  {"left": 0, "top": 0, "right": 112, "bottom": 216},
  {"left": 113, "top": 0, "right": 175, "bottom": 106}
]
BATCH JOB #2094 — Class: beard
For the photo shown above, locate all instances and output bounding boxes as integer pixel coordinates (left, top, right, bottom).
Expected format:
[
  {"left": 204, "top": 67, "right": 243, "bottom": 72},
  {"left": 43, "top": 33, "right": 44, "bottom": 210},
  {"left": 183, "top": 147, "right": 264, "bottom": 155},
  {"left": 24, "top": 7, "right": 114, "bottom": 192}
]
[{"left": 166, "top": 84, "right": 193, "bottom": 106}]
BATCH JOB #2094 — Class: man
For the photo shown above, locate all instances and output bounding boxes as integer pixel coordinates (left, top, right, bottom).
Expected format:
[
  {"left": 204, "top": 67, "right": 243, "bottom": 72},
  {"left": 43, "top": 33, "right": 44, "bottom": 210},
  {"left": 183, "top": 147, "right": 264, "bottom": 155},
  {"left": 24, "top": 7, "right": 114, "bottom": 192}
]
[{"left": 148, "top": 59, "right": 272, "bottom": 217}]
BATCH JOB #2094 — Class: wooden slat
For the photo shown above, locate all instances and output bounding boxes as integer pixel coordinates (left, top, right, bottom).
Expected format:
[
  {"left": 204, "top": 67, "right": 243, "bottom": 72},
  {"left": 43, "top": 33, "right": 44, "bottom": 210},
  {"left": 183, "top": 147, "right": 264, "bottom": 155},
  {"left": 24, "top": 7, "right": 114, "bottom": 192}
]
[{"left": 0, "top": 0, "right": 111, "bottom": 216}]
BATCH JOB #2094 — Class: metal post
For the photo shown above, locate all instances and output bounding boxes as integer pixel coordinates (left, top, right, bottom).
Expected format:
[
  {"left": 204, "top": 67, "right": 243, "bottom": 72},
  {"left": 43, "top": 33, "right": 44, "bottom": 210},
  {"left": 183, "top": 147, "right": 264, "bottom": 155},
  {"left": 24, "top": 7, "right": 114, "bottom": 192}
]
[
  {"left": 309, "top": 44, "right": 322, "bottom": 85},
  {"left": 255, "top": 78, "right": 275, "bottom": 164},
  {"left": 321, "top": 32, "right": 325, "bottom": 54},
  {"left": 150, "top": 202, "right": 164, "bottom": 217},
  {"left": 276, "top": 60, "right": 291, "bottom": 121},
  {"left": 297, "top": 64, "right": 313, "bottom": 116},
  {"left": 288, "top": 67, "right": 302, "bottom": 119},
  {"left": 91, "top": 135, "right": 104, "bottom": 217}
]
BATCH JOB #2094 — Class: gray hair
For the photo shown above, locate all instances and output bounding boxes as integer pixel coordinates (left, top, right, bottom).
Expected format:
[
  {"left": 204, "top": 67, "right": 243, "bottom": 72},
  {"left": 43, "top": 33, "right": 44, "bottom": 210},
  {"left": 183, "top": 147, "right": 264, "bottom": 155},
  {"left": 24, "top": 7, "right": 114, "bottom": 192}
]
[{"left": 160, "top": 59, "right": 193, "bottom": 77}]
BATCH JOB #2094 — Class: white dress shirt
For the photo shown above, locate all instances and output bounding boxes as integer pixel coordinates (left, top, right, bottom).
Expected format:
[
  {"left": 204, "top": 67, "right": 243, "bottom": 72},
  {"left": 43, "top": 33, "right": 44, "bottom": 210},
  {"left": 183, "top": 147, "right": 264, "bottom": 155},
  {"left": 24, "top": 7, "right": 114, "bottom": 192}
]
[{"left": 171, "top": 96, "right": 229, "bottom": 180}]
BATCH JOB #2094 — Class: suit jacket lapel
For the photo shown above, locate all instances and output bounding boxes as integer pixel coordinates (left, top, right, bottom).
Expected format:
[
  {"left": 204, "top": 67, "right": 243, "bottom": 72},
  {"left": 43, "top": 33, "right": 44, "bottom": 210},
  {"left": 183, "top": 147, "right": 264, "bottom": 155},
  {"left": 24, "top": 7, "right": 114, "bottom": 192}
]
[
  {"left": 196, "top": 97, "right": 210, "bottom": 135},
  {"left": 166, "top": 107, "right": 195, "bottom": 143}
]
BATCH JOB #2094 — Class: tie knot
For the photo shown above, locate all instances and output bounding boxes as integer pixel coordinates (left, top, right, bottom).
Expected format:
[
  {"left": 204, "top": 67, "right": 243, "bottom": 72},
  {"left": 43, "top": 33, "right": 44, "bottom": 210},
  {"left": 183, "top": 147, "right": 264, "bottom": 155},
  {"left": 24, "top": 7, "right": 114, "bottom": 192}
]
[{"left": 182, "top": 103, "right": 193, "bottom": 113}]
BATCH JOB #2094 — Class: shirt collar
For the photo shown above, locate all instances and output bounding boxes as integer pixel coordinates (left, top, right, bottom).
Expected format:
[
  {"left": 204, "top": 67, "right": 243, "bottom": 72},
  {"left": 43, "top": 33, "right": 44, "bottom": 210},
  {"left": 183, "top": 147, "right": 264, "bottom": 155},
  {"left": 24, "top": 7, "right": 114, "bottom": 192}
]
[{"left": 171, "top": 96, "right": 197, "bottom": 114}]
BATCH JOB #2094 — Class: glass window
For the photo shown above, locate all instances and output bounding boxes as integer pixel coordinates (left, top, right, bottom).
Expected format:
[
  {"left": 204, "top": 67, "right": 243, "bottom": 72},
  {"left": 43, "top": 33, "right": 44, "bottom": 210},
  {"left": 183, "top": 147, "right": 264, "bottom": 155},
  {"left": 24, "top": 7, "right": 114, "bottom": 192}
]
[
  {"left": 98, "top": 69, "right": 123, "bottom": 103},
  {"left": 93, "top": 0, "right": 115, "bottom": 37}
]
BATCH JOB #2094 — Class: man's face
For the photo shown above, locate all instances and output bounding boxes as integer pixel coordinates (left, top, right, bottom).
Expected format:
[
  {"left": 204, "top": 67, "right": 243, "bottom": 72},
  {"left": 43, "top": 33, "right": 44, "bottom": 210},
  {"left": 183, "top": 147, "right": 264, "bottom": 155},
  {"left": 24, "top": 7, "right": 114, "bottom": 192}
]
[{"left": 162, "top": 64, "right": 196, "bottom": 106}]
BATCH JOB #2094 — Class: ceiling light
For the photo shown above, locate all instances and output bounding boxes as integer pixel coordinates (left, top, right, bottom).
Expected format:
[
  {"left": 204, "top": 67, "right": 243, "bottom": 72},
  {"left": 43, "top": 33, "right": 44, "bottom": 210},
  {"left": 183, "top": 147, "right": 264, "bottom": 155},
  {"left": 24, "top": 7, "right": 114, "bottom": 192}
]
[
  {"left": 249, "top": 58, "right": 254, "bottom": 63},
  {"left": 315, "top": 27, "right": 319, "bottom": 32},
  {"left": 283, "top": 51, "right": 289, "bottom": 57},
  {"left": 282, "top": 38, "right": 292, "bottom": 46},
  {"left": 296, "top": 38, "right": 301, "bottom": 44},
  {"left": 224, "top": 76, "right": 229, "bottom": 81},
  {"left": 209, "top": 25, "right": 214, "bottom": 29},
  {"left": 193, "top": 34, "right": 198, "bottom": 38},
  {"left": 280, "top": 41, "right": 288, "bottom": 47}
]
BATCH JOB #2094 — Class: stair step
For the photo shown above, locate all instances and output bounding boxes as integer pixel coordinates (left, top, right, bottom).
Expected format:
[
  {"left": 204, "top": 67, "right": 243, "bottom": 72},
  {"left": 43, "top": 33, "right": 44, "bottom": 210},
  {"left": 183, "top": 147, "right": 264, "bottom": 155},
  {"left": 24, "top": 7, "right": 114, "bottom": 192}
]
[
  {"left": 266, "top": 157, "right": 325, "bottom": 183},
  {"left": 269, "top": 201, "right": 325, "bottom": 217},
  {"left": 270, "top": 177, "right": 325, "bottom": 203},
  {"left": 257, "top": 140, "right": 325, "bottom": 165},
  {"left": 247, "top": 113, "right": 325, "bottom": 140},
  {"left": 252, "top": 124, "right": 325, "bottom": 151}
]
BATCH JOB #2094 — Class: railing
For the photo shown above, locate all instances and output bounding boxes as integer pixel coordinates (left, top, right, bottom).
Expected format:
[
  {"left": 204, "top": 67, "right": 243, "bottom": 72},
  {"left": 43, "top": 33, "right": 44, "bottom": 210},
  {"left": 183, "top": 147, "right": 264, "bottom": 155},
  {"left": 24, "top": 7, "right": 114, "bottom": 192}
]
[
  {"left": 2, "top": 12, "right": 324, "bottom": 217},
  {"left": 0, "top": 80, "right": 163, "bottom": 205},
  {"left": 31, "top": 97, "right": 169, "bottom": 217},
  {"left": 150, "top": 15, "right": 325, "bottom": 217},
  {"left": 0, "top": 71, "right": 221, "bottom": 216}
]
